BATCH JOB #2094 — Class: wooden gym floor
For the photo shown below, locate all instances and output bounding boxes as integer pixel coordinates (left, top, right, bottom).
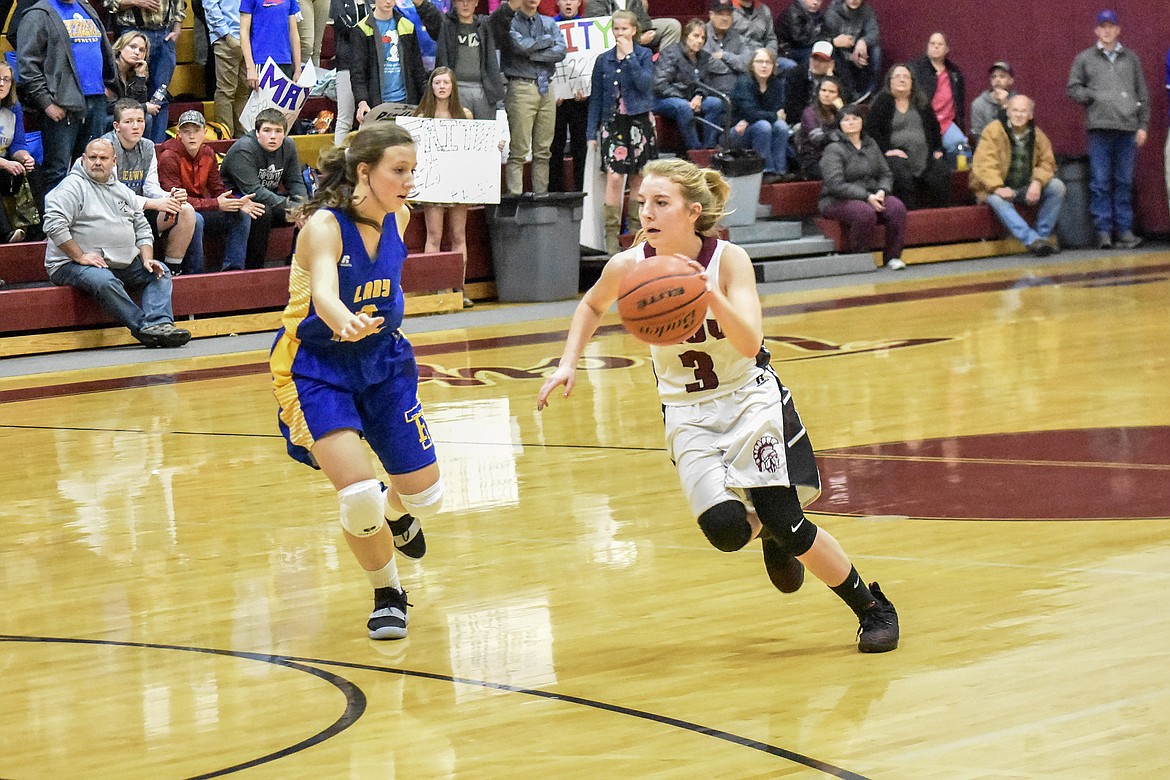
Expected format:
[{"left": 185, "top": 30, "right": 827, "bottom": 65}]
[{"left": 1, "top": 249, "right": 1168, "bottom": 779}]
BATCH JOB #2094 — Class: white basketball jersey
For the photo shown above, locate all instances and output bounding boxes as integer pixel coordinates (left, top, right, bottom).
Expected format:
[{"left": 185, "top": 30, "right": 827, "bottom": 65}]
[{"left": 637, "top": 238, "right": 760, "bottom": 406}]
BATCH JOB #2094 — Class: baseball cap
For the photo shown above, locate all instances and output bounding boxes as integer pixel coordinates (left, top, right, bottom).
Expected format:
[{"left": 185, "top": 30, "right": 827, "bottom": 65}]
[
  {"left": 708, "top": 0, "right": 733, "bottom": 12},
  {"left": 811, "top": 40, "right": 834, "bottom": 60},
  {"left": 177, "top": 110, "right": 207, "bottom": 128},
  {"left": 1096, "top": 9, "right": 1119, "bottom": 25},
  {"left": 988, "top": 61, "right": 1013, "bottom": 76}
]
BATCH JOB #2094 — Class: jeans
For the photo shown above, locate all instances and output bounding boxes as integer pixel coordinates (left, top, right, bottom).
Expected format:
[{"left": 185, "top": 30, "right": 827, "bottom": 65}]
[
  {"left": 139, "top": 27, "right": 178, "bottom": 143},
  {"left": 728, "top": 118, "right": 790, "bottom": 174},
  {"left": 986, "top": 179, "right": 1067, "bottom": 246},
  {"left": 41, "top": 95, "right": 109, "bottom": 191},
  {"left": 940, "top": 121, "right": 969, "bottom": 164},
  {"left": 187, "top": 209, "right": 253, "bottom": 272},
  {"left": 1087, "top": 129, "right": 1137, "bottom": 234},
  {"left": 653, "top": 96, "right": 724, "bottom": 149},
  {"left": 50, "top": 256, "right": 175, "bottom": 336}
]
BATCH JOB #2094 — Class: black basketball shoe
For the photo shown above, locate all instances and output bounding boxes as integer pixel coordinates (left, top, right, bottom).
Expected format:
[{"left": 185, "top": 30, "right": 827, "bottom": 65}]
[
  {"left": 760, "top": 528, "right": 805, "bottom": 593},
  {"left": 857, "top": 582, "right": 899, "bottom": 653},
  {"left": 387, "top": 514, "right": 426, "bottom": 559},
  {"left": 368, "top": 587, "right": 409, "bottom": 640}
]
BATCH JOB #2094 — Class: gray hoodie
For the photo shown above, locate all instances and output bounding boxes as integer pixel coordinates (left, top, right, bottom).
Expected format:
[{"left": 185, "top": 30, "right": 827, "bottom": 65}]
[{"left": 44, "top": 158, "right": 153, "bottom": 277}]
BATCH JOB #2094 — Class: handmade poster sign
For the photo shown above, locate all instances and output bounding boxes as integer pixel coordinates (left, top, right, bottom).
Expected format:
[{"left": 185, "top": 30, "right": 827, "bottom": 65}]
[{"left": 395, "top": 116, "right": 502, "bottom": 205}]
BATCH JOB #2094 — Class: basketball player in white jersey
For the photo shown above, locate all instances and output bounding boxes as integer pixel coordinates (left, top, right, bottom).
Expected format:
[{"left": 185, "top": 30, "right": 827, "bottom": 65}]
[{"left": 536, "top": 158, "right": 899, "bottom": 653}]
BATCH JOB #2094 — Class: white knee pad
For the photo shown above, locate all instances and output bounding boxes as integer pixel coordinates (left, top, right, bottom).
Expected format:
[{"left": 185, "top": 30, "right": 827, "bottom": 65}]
[
  {"left": 338, "top": 479, "right": 386, "bottom": 537},
  {"left": 400, "top": 480, "right": 444, "bottom": 520}
]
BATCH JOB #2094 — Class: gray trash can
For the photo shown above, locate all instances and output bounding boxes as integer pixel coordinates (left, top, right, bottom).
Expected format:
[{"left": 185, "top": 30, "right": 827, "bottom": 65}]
[
  {"left": 712, "top": 150, "right": 766, "bottom": 226},
  {"left": 486, "top": 192, "right": 587, "bottom": 302},
  {"left": 1056, "top": 155, "right": 1093, "bottom": 249}
]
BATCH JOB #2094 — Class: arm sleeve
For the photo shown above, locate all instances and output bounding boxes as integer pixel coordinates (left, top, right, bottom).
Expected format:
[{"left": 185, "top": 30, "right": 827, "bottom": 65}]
[
  {"left": 15, "top": 12, "right": 53, "bottom": 111},
  {"left": 142, "top": 152, "right": 168, "bottom": 199},
  {"left": 282, "top": 144, "right": 308, "bottom": 200},
  {"left": 43, "top": 183, "right": 82, "bottom": 248},
  {"left": 1066, "top": 54, "right": 1091, "bottom": 105}
]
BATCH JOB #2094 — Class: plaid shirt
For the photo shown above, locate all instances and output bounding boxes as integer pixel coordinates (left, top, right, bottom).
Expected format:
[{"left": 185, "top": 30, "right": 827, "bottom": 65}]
[{"left": 104, "top": 0, "right": 186, "bottom": 32}]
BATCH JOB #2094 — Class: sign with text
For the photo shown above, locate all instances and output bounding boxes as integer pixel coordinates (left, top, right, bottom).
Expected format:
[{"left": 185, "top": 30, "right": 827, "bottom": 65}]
[
  {"left": 239, "top": 58, "right": 316, "bottom": 131},
  {"left": 395, "top": 116, "right": 502, "bottom": 205},
  {"left": 553, "top": 16, "right": 613, "bottom": 101}
]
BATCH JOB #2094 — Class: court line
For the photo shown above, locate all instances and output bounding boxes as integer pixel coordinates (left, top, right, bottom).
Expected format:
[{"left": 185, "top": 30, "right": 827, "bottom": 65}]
[
  {"left": 0, "top": 635, "right": 366, "bottom": 779},
  {"left": 0, "top": 635, "right": 872, "bottom": 779},
  {"left": 818, "top": 453, "right": 1170, "bottom": 471}
]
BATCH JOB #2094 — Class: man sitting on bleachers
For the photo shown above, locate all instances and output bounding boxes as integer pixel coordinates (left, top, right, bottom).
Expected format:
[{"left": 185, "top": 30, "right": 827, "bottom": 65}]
[
  {"left": 43, "top": 137, "right": 191, "bottom": 347},
  {"left": 969, "top": 94, "right": 1065, "bottom": 257},
  {"left": 220, "top": 108, "right": 308, "bottom": 266},
  {"left": 158, "top": 111, "right": 266, "bottom": 272}
]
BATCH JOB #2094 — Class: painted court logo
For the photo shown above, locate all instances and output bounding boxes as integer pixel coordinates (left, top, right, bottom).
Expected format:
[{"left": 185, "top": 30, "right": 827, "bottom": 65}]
[{"left": 753, "top": 435, "right": 781, "bottom": 474}]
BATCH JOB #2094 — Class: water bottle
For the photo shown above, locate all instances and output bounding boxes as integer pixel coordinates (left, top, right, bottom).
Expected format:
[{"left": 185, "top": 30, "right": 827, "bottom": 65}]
[
  {"left": 150, "top": 83, "right": 168, "bottom": 104},
  {"left": 954, "top": 142, "right": 971, "bottom": 172}
]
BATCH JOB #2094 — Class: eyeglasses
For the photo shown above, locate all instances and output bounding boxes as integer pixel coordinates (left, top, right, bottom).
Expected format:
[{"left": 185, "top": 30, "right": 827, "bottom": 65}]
[
  {"left": 0, "top": 77, "right": 12, "bottom": 84},
  {"left": 751, "top": 59, "right": 772, "bottom": 64}
]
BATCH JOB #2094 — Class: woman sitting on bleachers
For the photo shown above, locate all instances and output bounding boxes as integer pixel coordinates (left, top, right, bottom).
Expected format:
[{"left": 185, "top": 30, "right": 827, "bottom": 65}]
[
  {"left": 652, "top": 19, "right": 724, "bottom": 151},
  {"left": 0, "top": 60, "right": 43, "bottom": 243},
  {"left": 111, "top": 32, "right": 162, "bottom": 137},
  {"left": 865, "top": 63, "right": 949, "bottom": 210},
  {"left": 728, "top": 48, "right": 793, "bottom": 183},
  {"left": 794, "top": 74, "right": 843, "bottom": 181}
]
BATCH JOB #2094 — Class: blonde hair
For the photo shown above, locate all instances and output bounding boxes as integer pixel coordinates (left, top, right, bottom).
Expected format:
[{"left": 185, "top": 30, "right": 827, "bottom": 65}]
[
  {"left": 637, "top": 159, "right": 731, "bottom": 238},
  {"left": 113, "top": 31, "right": 150, "bottom": 78}
]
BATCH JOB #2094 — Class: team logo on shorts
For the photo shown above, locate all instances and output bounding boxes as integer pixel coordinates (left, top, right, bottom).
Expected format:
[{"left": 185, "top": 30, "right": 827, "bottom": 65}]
[{"left": 753, "top": 435, "right": 781, "bottom": 474}]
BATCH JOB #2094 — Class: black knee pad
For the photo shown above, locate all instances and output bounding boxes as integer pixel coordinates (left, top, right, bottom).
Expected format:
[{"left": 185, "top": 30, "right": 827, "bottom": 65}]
[
  {"left": 750, "top": 486, "right": 818, "bottom": 556},
  {"left": 697, "top": 500, "right": 751, "bottom": 552}
]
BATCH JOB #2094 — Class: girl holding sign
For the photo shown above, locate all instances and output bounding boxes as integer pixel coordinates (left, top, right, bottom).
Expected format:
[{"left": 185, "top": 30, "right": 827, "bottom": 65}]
[
  {"left": 413, "top": 67, "right": 477, "bottom": 308},
  {"left": 586, "top": 9, "right": 657, "bottom": 256}
]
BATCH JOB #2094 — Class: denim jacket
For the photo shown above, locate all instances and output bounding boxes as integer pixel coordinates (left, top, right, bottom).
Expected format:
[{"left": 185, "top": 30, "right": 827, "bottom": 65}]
[{"left": 587, "top": 44, "right": 655, "bottom": 140}]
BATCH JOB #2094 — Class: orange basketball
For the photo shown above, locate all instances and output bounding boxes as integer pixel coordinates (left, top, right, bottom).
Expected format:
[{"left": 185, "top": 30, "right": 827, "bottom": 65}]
[{"left": 617, "top": 254, "right": 709, "bottom": 346}]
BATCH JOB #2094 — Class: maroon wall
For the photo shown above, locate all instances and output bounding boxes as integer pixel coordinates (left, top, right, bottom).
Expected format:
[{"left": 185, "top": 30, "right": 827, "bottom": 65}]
[{"left": 652, "top": 0, "right": 1170, "bottom": 233}]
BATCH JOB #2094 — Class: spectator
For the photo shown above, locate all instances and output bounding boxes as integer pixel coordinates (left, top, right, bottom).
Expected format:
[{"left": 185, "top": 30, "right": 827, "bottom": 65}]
[
  {"left": 775, "top": 0, "right": 825, "bottom": 65},
  {"left": 491, "top": 0, "right": 567, "bottom": 195},
  {"left": 970, "top": 95, "right": 1066, "bottom": 257},
  {"left": 103, "top": 98, "right": 197, "bottom": 272},
  {"left": 0, "top": 60, "right": 44, "bottom": 242},
  {"left": 549, "top": 0, "right": 588, "bottom": 193},
  {"left": 783, "top": 39, "right": 851, "bottom": 123},
  {"left": 104, "top": 0, "right": 185, "bottom": 144},
  {"left": 704, "top": 0, "right": 749, "bottom": 98},
  {"left": 866, "top": 63, "right": 949, "bottom": 210},
  {"left": 823, "top": 0, "right": 879, "bottom": 97},
  {"left": 729, "top": 48, "right": 792, "bottom": 182},
  {"left": 1066, "top": 9, "right": 1148, "bottom": 250},
  {"left": 351, "top": 0, "right": 442, "bottom": 126},
  {"left": 298, "top": 0, "right": 329, "bottom": 68},
  {"left": 435, "top": 0, "right": 506, "bottom": 120},
  {"left": 584, "top": 0, "right": 679, "bottom": 55},
  {"left": 908, "top": 32, "right": 968, "bottom": 162},
  {"left": 110, "top": 32, "right": 160, "bottom": 133},
  {"left": 794, "top": 73, "right": 843, "bottom": 180},
  {"left": 969, "top": 60, "right": 1015, "bottom": 151},
  {"left": 731, "top": 0, "right": 781, "bottom": 63},
  {"left": 328, "top": 0, "right": 368, "bottom": 144},
  {"left": 16, "top": 0, "right": 117, "bottom": 191},
  {"left": 241, "top": 0, "right": 301, "bottom": 89},
  {"left": 158, "top": 110, "right": 265, "bottom": 272},
  {"left": 413, "top": 68, "right": 478, "bottom": 308},
  {"left": 204, "top": 0, "right": 250, "bottom": 137},
  {"left": 587, "top": 8, "right": 656, "bottom": 254},
  {"left": 43, "top": 138, "right": 191, "bottom": 347},
  {"left": 220, "top": 107, "right": 308, "bottom": 265},
  {"left": 653, "top": 20, "right": 724, "bottom": 151},
  {"left": 818, "top": 104, "right": 906, "bottom": 269}
]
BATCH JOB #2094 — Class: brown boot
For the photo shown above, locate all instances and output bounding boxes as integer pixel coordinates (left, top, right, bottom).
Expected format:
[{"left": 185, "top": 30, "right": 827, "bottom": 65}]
[
  {"left": 604, "top": 204, "right": 622, "bottom": 255},
  {"left": 625, "top": 202, "right": 642, "bottom": 237}
]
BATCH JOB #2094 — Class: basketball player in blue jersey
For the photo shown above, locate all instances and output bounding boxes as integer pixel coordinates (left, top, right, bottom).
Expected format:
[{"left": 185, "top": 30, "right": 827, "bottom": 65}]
[
  {"left": 270, "top": 122, "right": 443, "bottom": 640},
  {"left": 537, "top": 158, "right": 900, "bottom": 653}
]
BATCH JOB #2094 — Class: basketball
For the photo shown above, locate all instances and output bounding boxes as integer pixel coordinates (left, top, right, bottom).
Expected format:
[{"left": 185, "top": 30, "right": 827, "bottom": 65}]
[{"left": 617, "top": 254, "right": 709, "bottom": 346}]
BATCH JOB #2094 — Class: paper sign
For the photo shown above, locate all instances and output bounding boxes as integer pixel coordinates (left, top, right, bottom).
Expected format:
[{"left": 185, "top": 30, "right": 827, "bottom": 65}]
[
  {"left": 239, "top": 58, "right": 316, "bottom": 131},
  {"left": 553, "top": 16, "right": 613, "bottom": 101},
  {"left": 394, "top": 116, "right": 502, "bottom": 205}
]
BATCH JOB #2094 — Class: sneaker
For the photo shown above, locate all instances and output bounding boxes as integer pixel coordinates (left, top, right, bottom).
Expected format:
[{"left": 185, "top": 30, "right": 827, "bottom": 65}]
[
  {"left": 1096, "top": 231, "right": 1113, "bottom": 250},
  {"left": 857, "top": 582, "right": 899, "bottom": 653},
  {"left": 886, "top": 258, "right": 906, "bottom": 270},
  {"left": 137, "top": 323, "right": 168, "bottom": 348},
  {"left": 1028, "top": 239, "right": 1053, "bottom": 257},
  {"left": 1116, "top": 231, "right": 1143, "bottom": 250},
  {"left": 8, "top": 228, "right": 25, "bottom": 243},
  {"left": 387, "top": 513, "right": 426, "bottom": 559},
  {"left": 760, "top": 528, "right": 804, "bottom": 593},
  {"left": 142, "top": 322, "right": 191, "bottom": 348},
  {"left": 368, "top": 587, "right": 409, "bottom": 640},
  {"left": 1044, "top": 235, "right": 1062, "bottom": 254},
  {"left": 463, "top": 297, "right": 475, "bottom": 309}
]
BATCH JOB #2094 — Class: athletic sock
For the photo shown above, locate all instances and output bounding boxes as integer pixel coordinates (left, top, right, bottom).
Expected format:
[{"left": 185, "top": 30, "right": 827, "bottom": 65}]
[
  {"left": 363, "top": 558, "right": 401, "bottom": 590},
  {"left": 830, "top": 566, "right": 876, "bottom": 618}
]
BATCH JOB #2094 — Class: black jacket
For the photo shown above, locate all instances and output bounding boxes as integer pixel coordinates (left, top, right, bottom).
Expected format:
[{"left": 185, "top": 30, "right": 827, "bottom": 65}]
[
  {"left": 433, "top": 9, "right": 506, "bottom": 106},
  {"left": 865, "top": 90, "right": 944, "bottom": 158},
  {"left": 783, "top": 64, "right": 852, "bottom": 122},
  {"left": 775, "top": 0, "right": 825, "bottom": 55},
  {"left": 328, "top": 0, "right": 369, "bottom": 72},
  {"left": 908, "top": 54, "right": 965, "bottom": 130},
  {"left": 16, "top": 0, "right": 117, "bottom": 114},
  {"left": 350, "top": 2, "right": 443, "bottom": 108},
  {"left": 653, "top": 43, "right": 716, "bottom": 101}
]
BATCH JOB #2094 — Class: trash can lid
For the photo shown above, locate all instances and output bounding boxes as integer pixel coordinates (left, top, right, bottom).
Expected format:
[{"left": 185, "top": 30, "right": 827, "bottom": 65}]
[
  {"left": 712, "top": 150, "right": 766, "bottom": 177},
  {"left": 498, "top": 192, "right": 587, "bottom": 205}
]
